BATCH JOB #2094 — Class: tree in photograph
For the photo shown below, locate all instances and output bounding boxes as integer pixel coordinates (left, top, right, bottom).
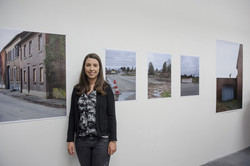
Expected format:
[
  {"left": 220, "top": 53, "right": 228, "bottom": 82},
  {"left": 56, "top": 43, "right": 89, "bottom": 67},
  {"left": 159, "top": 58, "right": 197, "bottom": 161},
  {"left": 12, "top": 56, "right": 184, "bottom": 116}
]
[
  {"left": 162, "top": 61, "right": 167, "bottom": 73},
  {"left": 44, "top": 34, "right": 66, "bottom": 99},
  {"left": 148, "top": 61, "right": 155, "bottom": 75},
  {"left": 126, "top": 67, "right": 130, "bottom": 73},
  {"left": 167, "top": 63, "right": 171, "bottom": 72},
  {"left": 120, "top": 67, "right": 126, "bottom": 72}
]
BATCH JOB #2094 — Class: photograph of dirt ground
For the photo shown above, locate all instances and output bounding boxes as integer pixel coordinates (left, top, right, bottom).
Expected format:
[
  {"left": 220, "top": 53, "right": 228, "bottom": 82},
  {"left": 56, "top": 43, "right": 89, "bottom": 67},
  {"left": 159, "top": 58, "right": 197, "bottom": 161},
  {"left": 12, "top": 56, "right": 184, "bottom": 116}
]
[
  {"left": 105, "top": 49, "right": 136, "bottom": 101},
  {"left": 148, "top": 52, "right": 171, "bottom": 99},
  {"left": 181, "top": 55, "right": 199, "bottom": 96},
  {"left": 0, "top": 28, "right": 66, "bottom": 123},
  {"left": 216, "top": 40, "right": 243, "bottom": 113}
]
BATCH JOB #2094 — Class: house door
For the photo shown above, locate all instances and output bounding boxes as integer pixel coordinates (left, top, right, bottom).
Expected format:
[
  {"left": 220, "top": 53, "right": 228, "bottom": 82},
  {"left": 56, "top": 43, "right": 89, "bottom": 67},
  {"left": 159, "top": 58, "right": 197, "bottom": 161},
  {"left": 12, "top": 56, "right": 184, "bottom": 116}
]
[
  {"left": 222, "top": 85, "right": 234, "bottom": 102},
  {"left": 13, "top": 67, "right": 16, "bottom": 90},
  {"left": 28, "top": 66, "right": 30, "bottom": 93},
  {"left": 7, "top": 66, "right": 10, "bottom": 89},
  {"left": 20, "top": 68, "right": 22, "bottom": 93}
]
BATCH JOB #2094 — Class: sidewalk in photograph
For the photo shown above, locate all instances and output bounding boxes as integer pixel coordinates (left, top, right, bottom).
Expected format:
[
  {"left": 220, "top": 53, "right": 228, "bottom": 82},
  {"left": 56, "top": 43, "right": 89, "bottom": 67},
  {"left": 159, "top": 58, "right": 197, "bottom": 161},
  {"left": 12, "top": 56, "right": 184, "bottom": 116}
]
[{"left": 0, "top": 89, "right": 66, "bottom": 108}]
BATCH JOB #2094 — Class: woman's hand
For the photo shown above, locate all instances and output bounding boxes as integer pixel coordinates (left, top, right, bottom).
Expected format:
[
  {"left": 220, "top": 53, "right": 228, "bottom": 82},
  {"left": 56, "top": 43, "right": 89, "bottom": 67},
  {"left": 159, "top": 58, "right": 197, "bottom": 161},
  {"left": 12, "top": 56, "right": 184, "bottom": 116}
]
[
  {"left": 108, "top": 141, "right": 117, "bottom": 155},
  {"left": 67, "top": 142, "right": 75, "bottom": 156}
]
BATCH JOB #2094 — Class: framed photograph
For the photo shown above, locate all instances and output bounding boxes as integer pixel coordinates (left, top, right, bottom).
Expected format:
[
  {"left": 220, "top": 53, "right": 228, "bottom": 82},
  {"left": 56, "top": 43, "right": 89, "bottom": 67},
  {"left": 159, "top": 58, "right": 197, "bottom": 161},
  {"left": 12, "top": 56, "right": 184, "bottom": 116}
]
[
  {"left": 105, "top": 49, "right": 136, "bottom": 101},
  {"left": 148, "top": 52, "right": 171, "bottom": 99},
  {"left": 216, "top": 40, "right": 243, "bottom": 112},
  {"left": 0, "top": 28, "right": 66, "bottom": 123},
  {"left": 180, "top": 55, "right": 199, "bottom": 96}
]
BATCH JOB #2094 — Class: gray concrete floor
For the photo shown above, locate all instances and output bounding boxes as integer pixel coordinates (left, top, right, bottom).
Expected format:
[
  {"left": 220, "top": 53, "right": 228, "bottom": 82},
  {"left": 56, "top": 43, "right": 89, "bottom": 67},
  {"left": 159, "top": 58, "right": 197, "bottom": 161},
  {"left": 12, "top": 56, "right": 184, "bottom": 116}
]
[{"left": 201, "top": 147, "right": 250, "bottom": 166}]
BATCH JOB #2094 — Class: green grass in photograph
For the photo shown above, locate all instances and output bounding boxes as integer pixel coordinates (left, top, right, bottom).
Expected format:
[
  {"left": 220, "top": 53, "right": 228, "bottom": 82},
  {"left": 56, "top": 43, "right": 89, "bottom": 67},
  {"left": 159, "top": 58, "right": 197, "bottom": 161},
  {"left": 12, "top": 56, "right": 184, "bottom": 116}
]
[
  {"left": 121, "top": 73, "right": 136, "bottom": 76},
  {"left": 161, "top": 91, "right": 171, "bottom": 97},
  {"left": 192, "top": 77, "right": 199, "bottom": 83},
  {"left": 216, "top": 100, "right": 242, "bottom": 112}
]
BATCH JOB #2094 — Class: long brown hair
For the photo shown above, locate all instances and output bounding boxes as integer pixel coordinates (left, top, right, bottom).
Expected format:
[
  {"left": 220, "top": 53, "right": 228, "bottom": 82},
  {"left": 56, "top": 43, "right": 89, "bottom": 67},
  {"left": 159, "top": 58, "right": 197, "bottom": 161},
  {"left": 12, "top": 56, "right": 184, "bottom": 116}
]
[{"left": 75, "top": 53, "right": 107, "bottom": 95}]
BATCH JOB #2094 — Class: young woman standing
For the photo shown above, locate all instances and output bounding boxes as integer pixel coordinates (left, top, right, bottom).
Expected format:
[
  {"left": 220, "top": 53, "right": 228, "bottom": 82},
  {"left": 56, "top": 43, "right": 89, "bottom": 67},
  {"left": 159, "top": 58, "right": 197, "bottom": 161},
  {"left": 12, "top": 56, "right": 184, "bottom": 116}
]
[{"left": 67, "top": 53, "right": 117, "bottom": 166}]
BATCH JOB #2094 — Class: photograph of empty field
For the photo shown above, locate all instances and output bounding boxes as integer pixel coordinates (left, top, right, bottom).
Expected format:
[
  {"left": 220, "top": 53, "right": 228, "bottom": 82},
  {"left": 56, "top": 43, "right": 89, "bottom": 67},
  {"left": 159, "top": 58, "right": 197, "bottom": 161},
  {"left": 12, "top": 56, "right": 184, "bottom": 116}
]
[{"left": 148, "top": 52, "right": 171, "bottom": 99}]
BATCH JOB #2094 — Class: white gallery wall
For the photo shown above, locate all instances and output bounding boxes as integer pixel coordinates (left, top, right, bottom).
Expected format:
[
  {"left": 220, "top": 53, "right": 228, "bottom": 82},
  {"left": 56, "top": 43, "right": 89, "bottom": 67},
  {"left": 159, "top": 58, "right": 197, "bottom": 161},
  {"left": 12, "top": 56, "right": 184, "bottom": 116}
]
[{"left": 0, "top": 0, "right": 250, "bottom": 165}]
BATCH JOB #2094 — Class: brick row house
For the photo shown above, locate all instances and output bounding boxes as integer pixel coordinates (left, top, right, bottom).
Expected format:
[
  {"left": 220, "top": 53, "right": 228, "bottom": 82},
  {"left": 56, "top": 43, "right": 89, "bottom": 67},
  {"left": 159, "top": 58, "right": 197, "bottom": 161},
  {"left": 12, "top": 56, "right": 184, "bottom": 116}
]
[
  {"left": 4, "top": 32, "right": 28, "bottom": 90},
  {"left": 216, "top": 44, "right": 243, "bottom": 103},
  {"left": 236, "top": 44, "right": 243, "bottom": 102},
  {"left": 0, "top": 49, "right": 6, "bottom": 88},
  {"left": 0, "top": 31, "right": 66, "bottom": 99},
  {"left": 18, "top": 32, "right": 48, "bottom": 97}
]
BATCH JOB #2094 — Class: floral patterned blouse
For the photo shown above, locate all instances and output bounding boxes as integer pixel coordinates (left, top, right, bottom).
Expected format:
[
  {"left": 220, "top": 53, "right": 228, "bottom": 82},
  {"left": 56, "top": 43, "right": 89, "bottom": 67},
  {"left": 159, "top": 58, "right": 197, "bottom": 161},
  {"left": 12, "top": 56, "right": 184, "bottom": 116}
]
[{"left": 78, "top": 90, "right": 97, "bottom": 137}]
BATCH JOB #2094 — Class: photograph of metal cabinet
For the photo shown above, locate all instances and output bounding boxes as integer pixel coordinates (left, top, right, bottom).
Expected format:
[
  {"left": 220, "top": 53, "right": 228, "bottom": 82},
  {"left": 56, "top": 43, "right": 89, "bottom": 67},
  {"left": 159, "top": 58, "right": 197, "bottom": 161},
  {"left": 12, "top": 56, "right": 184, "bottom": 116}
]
[{"left": 216, "top": 40, "right": 243, "bottom": 112}]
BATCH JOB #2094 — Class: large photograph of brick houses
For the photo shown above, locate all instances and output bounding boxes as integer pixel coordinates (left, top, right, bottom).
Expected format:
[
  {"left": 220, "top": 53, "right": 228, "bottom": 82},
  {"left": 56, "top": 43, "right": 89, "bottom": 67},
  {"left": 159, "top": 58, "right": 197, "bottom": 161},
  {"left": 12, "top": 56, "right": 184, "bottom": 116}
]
[
  {"left": 105, "top": 49, "right": 136, "bottom": 101},
  {"left": 148, "top": 52, "right": 171, "bottom": 99},
  {"left": 216, "top": 40, "right": 243, "bottom": 113},
  {"left": 181, "top": 55, "right": 199, "bottom": 96},
  {"left": 0, "top": 28, "right": 66, "bottom": 122}
]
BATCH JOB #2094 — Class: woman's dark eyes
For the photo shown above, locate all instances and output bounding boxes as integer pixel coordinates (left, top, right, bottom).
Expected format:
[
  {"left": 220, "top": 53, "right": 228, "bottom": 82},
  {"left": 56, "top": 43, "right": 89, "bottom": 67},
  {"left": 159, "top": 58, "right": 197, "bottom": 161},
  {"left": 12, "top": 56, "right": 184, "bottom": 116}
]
[{"left": 86, "top": 64, "right": 98, "bottom": 67}]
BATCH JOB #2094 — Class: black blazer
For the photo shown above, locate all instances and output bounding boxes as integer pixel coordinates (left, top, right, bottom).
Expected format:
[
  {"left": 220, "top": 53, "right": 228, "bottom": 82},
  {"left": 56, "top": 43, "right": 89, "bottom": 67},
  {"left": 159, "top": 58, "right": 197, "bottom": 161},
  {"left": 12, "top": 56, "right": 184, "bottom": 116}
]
[{"left": 67, "top": 85, "right": 117, "bottom": 142}]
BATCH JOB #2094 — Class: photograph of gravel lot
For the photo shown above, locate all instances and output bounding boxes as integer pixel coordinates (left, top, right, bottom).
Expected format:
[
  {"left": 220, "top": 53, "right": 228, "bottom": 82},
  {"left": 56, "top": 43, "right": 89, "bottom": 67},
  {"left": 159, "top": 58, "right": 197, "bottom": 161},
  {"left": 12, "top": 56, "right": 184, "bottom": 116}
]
[
  {"left": 181, "top": 55, "right": 199, "bottom": 96},
  {"left": 105, "top": 49, "right": 136, "bottom": 101},
  {"left": 148, "top": 52, "right": 171, "bottom": 99},
  {"left": 216, "top": 40, "right": 242, "bottom": 112}
]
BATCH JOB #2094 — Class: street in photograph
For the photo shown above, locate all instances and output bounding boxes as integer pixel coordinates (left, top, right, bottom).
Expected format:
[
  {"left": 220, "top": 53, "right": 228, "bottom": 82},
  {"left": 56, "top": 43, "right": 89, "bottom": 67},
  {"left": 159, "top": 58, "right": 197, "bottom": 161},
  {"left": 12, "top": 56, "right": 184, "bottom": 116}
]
[
  {"left": 105, "top": 49, "right": 136, "bottom": 101},
  {"left": 181, "top": 55, "right": 199, "bottom": 96}
]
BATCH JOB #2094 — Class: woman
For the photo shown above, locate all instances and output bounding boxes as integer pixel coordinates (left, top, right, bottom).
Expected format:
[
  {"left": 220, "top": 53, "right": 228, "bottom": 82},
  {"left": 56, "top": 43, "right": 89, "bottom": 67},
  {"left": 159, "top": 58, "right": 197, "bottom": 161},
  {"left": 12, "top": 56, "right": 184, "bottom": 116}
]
[{"left": 67, "top": 53, "right": 117, "bottom": 166}]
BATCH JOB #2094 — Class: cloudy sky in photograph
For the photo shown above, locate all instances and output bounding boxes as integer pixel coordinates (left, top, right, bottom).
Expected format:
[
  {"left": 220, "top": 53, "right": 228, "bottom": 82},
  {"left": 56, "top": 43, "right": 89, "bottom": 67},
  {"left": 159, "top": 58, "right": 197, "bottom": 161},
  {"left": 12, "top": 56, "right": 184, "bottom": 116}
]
[
  {"left": 105, "top": 49, "right": 136, "bottom": 69},
  {"left": 148, "top": 52, "right": 171, "bottom": 70},
  {"left": 0, "top": 28, "right": 22, "bottom": 51},
  {"left": 181, "top": 55, "right": 199, "bottom": 77},
  {"left": 216, "top": 40, "right": 240, "bottom": 78}
]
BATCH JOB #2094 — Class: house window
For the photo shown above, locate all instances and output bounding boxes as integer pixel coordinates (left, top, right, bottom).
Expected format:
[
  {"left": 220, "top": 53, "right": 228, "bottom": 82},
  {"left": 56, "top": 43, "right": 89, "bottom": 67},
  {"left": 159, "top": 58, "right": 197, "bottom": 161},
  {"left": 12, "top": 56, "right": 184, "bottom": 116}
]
[
  {"left": 33, "top": 68, "right": 36, "bottom": 84},
  {"left": 40, "top": 67, "right": 44, "bottom": 83},
  {"left": 10, "top": 50, "right": 14, "bottom": 61},
  {"left": 24, "top": 70, "right": 26, "bottom": 84},
  {"left": 13, "top": 48, "right": 16, "bottom": 59},
  {"left": 7, "top": 52, "right": 11, "bottom": 61},
  {"left": 29, "top": 41, "right": 32, "bottom": 56},
  {"left": 14, "top": 46, "right": 19, "bottom": 58},
  {"left": 20, "top": 47, "right": 22, "bottom": 60},
  {"left": 38, "top": 34, "right": 42, "bottom": 51},
  {"left": 24, "top": 44, "right": 26, "bottom": 58}
]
